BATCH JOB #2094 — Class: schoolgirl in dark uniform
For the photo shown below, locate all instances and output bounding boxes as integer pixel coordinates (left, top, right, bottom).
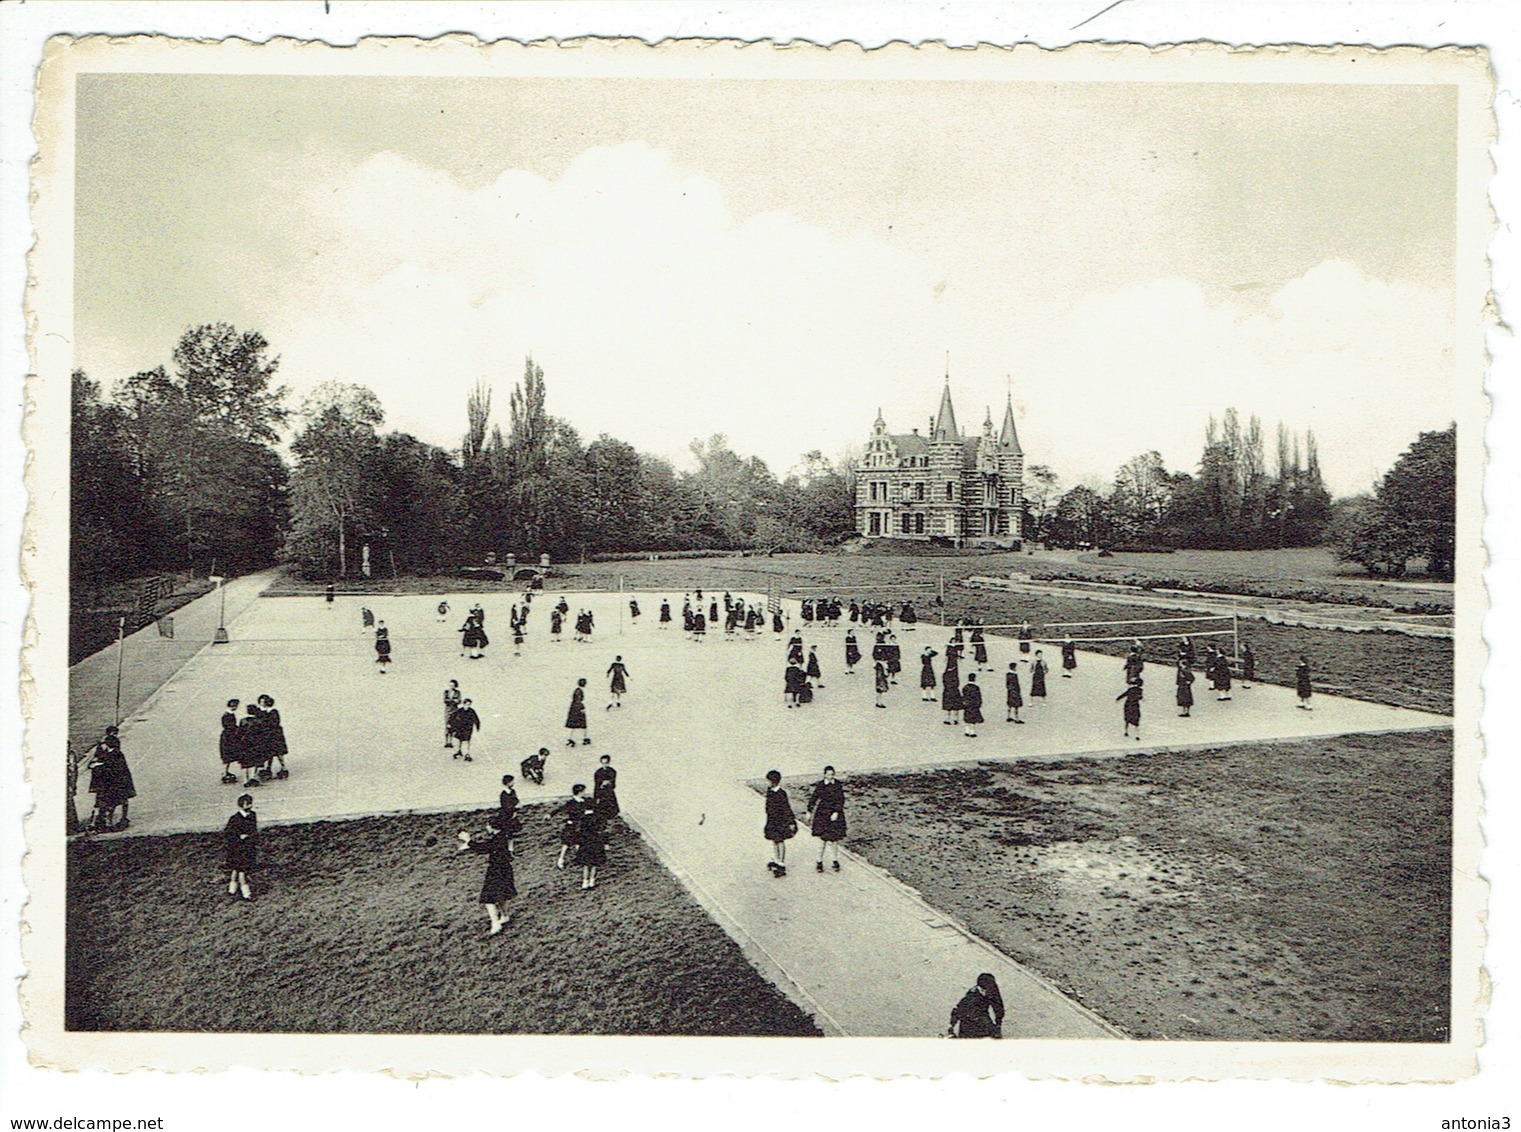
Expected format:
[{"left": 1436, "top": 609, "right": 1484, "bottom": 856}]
[
  {"left": 565, "top": 678, "right": 590, "bottom": 745},
  {"left": 805, "top": 646, "right": 824, "bottom": 688},
  {"left": 874, "top": 659, "right": 890, "bottom": 708},
  {"left": 449, "top": 698, "right": 482, "bottom": 761},
  {"left": 375, "top": 624, "right": 393, "bottom": 672},
  {"left": 219, "top": 699, "right": 241, "bottom": 784},
  {"left": 807, "top": 766, "right": 847, "bottom": 872},
  {"left": 1241, "top": 641, "right": 1256, "bottom": 688},
  {"left": 629, "top": 598, "right": 640, "bottom": 623},
  {"left": 223, "top": 793, "right": 257, "bottom": 901},
  {"left": 763, "top": 769, "right": 798, "bottom": 876},
  {"left": 845, "top": 631, "right": 861, "bottom": 674},
  {"left": 784, "top": 662, "right": 807, "bottom": 708},
  {"left": 971, "top": 628, "right": 989, "bottom": 671},
  {"left": 550, "top": 609, "right": 564, "bottom": 642},
  {"left": 941, "top": 645, "right": 963, "bottom": 724},
  {"left": 1296, "top": 656, "right": 1313, "bottom": 709},
  {"left": 459, "top": 819, "right": 516, "bottom": 936},
  {"left": 593, "top": 754, "right": 620, "bottom": 821},
  {"left": 557, "top": 784, "right": 587, "bottom": 869},
  {"left": 884, "top": 632, "right": 902, "bottom": 684},
  {"left": 920, "top": 647, "right": 939, "bottom": 701},
  {"left": 1030, "top": 650, "right": 1049, "bottom": 702},
  {"left": 258, "top": 694, "right": 289, "bottom": 779},
  {"left": 575, "top": 795, "right": 607, "bottom": 890},
  {"left": 948, "top": 974, "right": 1004, "bottom": 1038},
  {"left": 1005, "top": 662, "right": 1023, "bottom": 723},
  {"left": 498, "top": 774, "right": 523, "bottom": 854},
  {"left": 787, "top": 634, "right": 804, "bottom": 666},
  {"left": 1118, "top": 678, "right": 1144, "bottom": 738},
  {"left": 1061, "top": 637, "right": 1077, "bottom": 677},
  {"left": 1017, "top": 621, "right": 1033, "bottom": 657},
  {"left": 659, "top": 600, "right": 672, "bottom": 628},
  {"left": 520, "top": 747, "right": 549, "bottom": 786},
  {"left": 606, "top": 656, "right": 629, "bottom": 709},
  {"left": 1176, "top": 663, "right": 1195, "bottom": 717},
  {"left": 238, "top": 702, "right": 267, "bottom": 786},
  {"left": 961, "top": 674, "right": 983, "bottom": 736}
]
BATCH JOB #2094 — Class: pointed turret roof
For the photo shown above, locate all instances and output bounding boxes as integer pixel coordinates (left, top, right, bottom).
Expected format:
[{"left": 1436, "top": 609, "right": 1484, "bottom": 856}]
[
  {"left": 932, "top": 381, "right": 960, "bottom": 443},
  {"left": 998, "top": 394, "right": 1023, "bottom": 455}
]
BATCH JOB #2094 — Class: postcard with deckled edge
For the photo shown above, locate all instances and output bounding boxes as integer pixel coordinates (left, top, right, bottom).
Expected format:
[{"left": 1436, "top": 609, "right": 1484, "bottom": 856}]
[{"left": 24, "top": 34, "right": 1492, "bottom": 1080}]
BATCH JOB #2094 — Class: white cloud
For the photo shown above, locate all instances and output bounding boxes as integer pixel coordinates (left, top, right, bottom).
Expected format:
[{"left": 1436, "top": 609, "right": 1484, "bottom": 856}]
[{"left": 238, "top": 144, "right": 1452, "bottom": 497}]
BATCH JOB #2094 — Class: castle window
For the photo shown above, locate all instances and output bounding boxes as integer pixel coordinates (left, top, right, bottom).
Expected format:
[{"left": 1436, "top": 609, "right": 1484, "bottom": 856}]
[
  {"left": 915, "top": 514, "right": 925, "bottom": 534},
  {"left": 915, "top": 482, "right": 925, "bottom": 501},
  {"left": 946, "top": 483, "right": 955, "bottom": 501},
  {"left": 900, "top": 513, "right": 911, "bottom": 534},
  {"left": 869, "top": 482, "right": 878, "bottom": 502}
]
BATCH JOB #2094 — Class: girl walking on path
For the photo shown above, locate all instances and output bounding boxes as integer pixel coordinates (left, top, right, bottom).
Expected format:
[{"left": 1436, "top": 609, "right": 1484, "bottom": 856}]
[
  {"left": 971, "top": 628, "right": 989, "bottom": 671},
  {"left": 258, "top": 695, "right": 289, "bottom": 779},
  {"left": 1118, "top": 678, "right": 1144, "bottom": 739},
  {"left": 807, "top": 766, "right": 847, "bottom": 873},
  {"left": 557, "top": 784, "right": 587, "bottom": 869},
  {"left": 884, "top": 631, "right": 902, "bottom": 684},
  {"left": 87, "top": 727, "right": 137, "bottom": 831},
  {"left": 593, "top": 754, "right": 620, "bottom": 822},
  {"left": 565, "top": 678, "right": 590, "bottom": 746},
  {"left": 961, "top": 674, "right": 983, "bottom": 737},
  {"left": 219, "top": 699, "right": 241, "bottom": 785},
  {"left": 443, "top": 680, "right": 462, "bottom": 749},
  {"left": 237, "top": 703, "right": 267, "bottom": 788},
  {"left": 1029, "top": 650, "right": 1049, "bottom": 703},
  {"left": 1241, "top": 641, "right": 1256, "bottom": 688},
  {"left": 1216, "top": 655, "right": 1233, "bottom": 701},
  {"left": 659, "top": 600, "right": 672, "bottom": 628},
  {"left": 223, "top": 793, "right": 258, "bottom": 901},
  {"left": 948, "top": 973, "right": 1005, "bottom": 1038},
  {"left": 1061, "top": 637, "right": 1077, "bottom": 678},
  {"left": 1176, "top": 663, "right": 1195, "bottom": 717},
  {"left": 1295, "top": 656, "right": 1313, "bottom": 709},
  {"left": 449, "top": 698, "right": 482, "bottom": 761},
  {"left": 845, "top": 630, "right": 861, "bottom": 675},
  {"left": 784, "top": 660, "right": 807, "bottom": 709},
  {"left": 941, "top": 645, "right": 964, "bottom": 725},
  {"left": 763, "top": 770, "right": 798, "bottom": 877},
  {"left": 606, "top": 656, "right": 630, "bottom": 710},
  {"left": 498, "top": 775, "right": 523, "bottom": 855},
  {"left": 920, "top": 647, "right": 939, "bottom": 702},
  {"left": 550, "top": 608, "right": 564, "bottom": 642},
  {"left": 874, "top": 658, "right": 890, "bottom": 708},
  {"left": 458, "top": 819, "right": 516, "bottom": 936},
  {"left": 1004, "top": 663, "right": 1023, "bottom": 723}
]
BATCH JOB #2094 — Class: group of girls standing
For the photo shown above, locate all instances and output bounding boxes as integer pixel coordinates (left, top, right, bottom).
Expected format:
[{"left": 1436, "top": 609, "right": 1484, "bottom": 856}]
[
  {"left": 217, "top": 694, "right": 290, "bottom": 787},
  {"left": 761, "top": 764, "right": 847, "bottom": 877}
]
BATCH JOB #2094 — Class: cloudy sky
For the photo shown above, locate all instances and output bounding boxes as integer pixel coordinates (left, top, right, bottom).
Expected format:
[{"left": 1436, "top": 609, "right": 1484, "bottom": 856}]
[{"left": 74, "top": 73, "right": 1458, "bottom": 496}]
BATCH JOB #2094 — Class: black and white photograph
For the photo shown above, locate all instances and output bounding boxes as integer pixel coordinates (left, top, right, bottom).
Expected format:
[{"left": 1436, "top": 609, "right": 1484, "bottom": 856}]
[{"left": 3, "top": 2, "right": 1519, "bottom": 1128}]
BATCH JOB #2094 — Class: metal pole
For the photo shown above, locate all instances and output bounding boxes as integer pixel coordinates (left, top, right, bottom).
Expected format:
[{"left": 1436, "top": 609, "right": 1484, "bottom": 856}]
[
  {"left": 618, "top": 574, "right": 625, "bottom": 635},
  {"left": 213, "top": 577, "right": 229, "bottom": 644},
  {"left": 112, "top": 614, "right": 126, "bottom": 727},
  {"left": 1232, "top": 612, "right": 1240, "bottom": 661}
]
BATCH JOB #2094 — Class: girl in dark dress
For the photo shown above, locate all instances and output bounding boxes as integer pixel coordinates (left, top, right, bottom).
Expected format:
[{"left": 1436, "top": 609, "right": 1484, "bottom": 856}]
[
  {"left": 1118, "top": 678, "right": 1144, "bottom": 739},
  {"left": 787, "top": 634, "right": 805, "bottom": 666},
  {"left": 1241, "top": 641, "right": 1256, "bottom": 688},
  {"left": 550, "top": 609, "right": 564, "bottom": 642},
  {"left": 806, "top": 646, "right": 824, "bottom": 688},
  {"left": 512, "top": 622, "right": 524, "bottom": 656},
  {"left": 845, "top": 631, "right": 861, "bottom": 675},
  {"left": 223, "top": 793, "right": 257, "bottom": 900},
  {"left": 449, "top": 698, "right": 482, "bottom": 761},
  {"left": 874, "top": 659, "right": 890, "bottom": 708},
  {"left": 498, "top": 774, "right": 523, "bottom": 854},
  {"left": 520, "top": 746, "right": 549, "bottom": 786},
  {"left": 1295, "top": 656, "right": 1313, "bottom": 709},
  {"left": 971, "top": 628, "right": 989, "bottom": 671},
  {"left": 884, "top": 632, "right": 902, "bottom": 684},
  {"left": 659, "top": 600, "right": 672, "bottom": 628},
  {"left": 575, "top": 797, "right": 607, "bottom": 890},
  {"left": 1005, "top": 663, "right": 1023, "bottom": 723},
  {"left": 807, "top": 766, "right": 847, "bottom": 873},
  {"left": 1061, "top": 637, "right": 1077, "bottom": 677},
  {"left": 941, "top": 646, "right": 963, "bottom": 724},
  {"left": 593, "top": 754, "right": 620, "bottom": 821},
  {"left": 459, "top": 819, "right": 516, "bottom": 935},
  {"left": 1125, "top": 646, "right": 1145, "bottom": 684},
  {"left": 784, "top": 662, "right": 807, "bottom": 708},
  {"left": 1216, "top": 654, "right": 1233, "bottom": 701},
  {"left": 692, "top": 611, "right": 707, "bottom": 640},
  {"left": 961, "top": 674, "right": 983, "bottom": 737},
  {"left": 565, "top": 678, "right": 590, "bottom": 746},
  {"left": 948, "top": 973, "right": 1004, "bottom": 1038},
  {"left": 606, "top": 656, "right": 630, "bottom": 709},
  {"left": 772, "top": 609, "right": 785, "bottom": 635},
  {"left": 1018, "top": 621, "right": 1033, "bottom": 657},
  {"left": 629, "top": 598, "right": 640, "bottom": 622},
  {"left": 763, "top": 769, "right": 798, "bottom": 876},
  {"left": 258, "top": 695, "right": 289, "bottom": 779},
  {"left": 920, "top": 647, "right": 939, "bottom": 701},
  {"left": 87, "top": 727, "right": 136, "bottom": 832},
  {"left": 362, "top": 606, "right": 375, "bottom": 629},
  {"left": 375, "top": 625, "right": 393, "bottom": 672},
  {"left": 219, "top": 699, "right": 241, "bottom": 784},
  {"left": 1176, "top": 663, "right": 1195, "bottom": 717},
  {"left": 557, "top": 784, "right": 587, "bottom": 869},
  {"left": 237, "top": 703, "right": 266, "bottom": 787},
  {"left": 1030, "top": 651, "right": 1049, "bottom": 702}
]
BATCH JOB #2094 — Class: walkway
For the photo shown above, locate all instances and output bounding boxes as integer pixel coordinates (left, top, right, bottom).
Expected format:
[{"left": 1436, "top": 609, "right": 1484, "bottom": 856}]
[{"left": 79, "top": 590, "right": 1447, "bottom": 1037}]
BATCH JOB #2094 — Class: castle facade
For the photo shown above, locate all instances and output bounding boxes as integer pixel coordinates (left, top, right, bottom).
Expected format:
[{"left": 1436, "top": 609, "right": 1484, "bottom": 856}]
[{"left": 854, "top": 382, "right": 1024, "bottom": 546}]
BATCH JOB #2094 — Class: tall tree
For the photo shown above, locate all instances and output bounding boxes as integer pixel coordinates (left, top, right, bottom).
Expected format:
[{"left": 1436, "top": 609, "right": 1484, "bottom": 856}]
[{"left": 284, "top": 383, "right": 384, "bottom": 577}]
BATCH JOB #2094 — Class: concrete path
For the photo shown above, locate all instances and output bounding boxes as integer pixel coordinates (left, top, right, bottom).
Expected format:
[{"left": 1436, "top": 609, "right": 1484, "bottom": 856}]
[
  {"left": 68, "top": 572, "right": 275, "bottom": 752},
  {"left": 76, "top": 590, "right": 1447, "bottom": 1037}
]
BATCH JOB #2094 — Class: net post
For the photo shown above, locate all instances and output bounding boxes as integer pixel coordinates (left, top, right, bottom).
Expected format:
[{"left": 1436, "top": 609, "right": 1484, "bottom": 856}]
[
  {"left": 938, "top": 572, "right": 946, "bottom": 627},
  {"left": 1232, "top": 612, "right": 1239, "bottom": 661},
  {"left": 618, "top": 574, "right": 625, "bottom": 635}
]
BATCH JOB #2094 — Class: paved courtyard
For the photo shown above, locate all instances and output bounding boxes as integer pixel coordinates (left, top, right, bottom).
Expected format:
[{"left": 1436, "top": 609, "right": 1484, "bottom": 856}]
[{"left": 72, "top": 587, "right": 1449, "bottom": 1037}]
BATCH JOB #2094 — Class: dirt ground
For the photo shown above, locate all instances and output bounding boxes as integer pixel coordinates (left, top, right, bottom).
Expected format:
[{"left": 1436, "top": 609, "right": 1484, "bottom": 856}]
[
  {"left": 838, "top": 729, "right": 1452, "bottom": 1042},
  {"left": 66, "top": 806, "right": 821, "bottom": 1037}
]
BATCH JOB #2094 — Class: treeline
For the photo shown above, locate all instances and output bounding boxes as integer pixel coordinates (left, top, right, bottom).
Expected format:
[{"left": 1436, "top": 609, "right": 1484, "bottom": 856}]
[
  {"left": 69, "top": 328, "right": 857, "bottom": 587},
  {"left": 1329, "top": 425, "right": 1455, "bottom": 580},
  {"left": 71, "top": 324, "right": 290, "bottom": 601},
  {"left": 280, "top": 358, "right": 856, "bottom": 577},
  {"left": 1025, "top": 408, "right": 1334, "bottom": 552}
]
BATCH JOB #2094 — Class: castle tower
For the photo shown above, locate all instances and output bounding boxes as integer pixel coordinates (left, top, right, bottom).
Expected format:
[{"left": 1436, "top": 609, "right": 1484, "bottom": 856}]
[
  {"left": 995, "top": 393, "right": 1025, "bottom": 538},
  {"left": 926, "top": 380, "right": 966, "bottom": 543}
]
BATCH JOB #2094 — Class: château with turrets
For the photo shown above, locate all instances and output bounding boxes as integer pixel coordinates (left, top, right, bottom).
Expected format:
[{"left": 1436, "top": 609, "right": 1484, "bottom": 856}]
[{"left": 855, "top": 380, "right": 1025, "bottom": 547}]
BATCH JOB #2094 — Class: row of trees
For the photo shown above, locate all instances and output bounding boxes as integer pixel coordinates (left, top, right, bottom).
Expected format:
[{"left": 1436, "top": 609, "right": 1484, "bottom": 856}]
[
  {"left": 1330, "top": 425, "right": 1456, "bottom": 580},
  {"left": 1023, "top": 408, "right": 1334, "bottom": 552},
  {"left": 280, "top": 358, "right": 858, "bottom": 577}
]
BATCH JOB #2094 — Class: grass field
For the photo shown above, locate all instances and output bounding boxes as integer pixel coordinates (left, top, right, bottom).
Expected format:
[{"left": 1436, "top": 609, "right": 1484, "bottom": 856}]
[
  {"left": 66, "top": 806, "right": 822, "bottom": 1036},
  {"left": 836, "top": 729, "right": 1452, "bottom": 1042}
]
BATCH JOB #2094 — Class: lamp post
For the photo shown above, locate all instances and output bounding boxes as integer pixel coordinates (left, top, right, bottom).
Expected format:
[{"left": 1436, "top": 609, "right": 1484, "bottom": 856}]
[{"left": 212, "top": 575, "right": 229, "bottom": 644}]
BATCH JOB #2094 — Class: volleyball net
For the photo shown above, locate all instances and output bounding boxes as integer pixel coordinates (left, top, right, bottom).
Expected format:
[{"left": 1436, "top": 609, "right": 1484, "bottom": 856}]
[{"left": 948, "top": 612, "right": 1242, "bottom": 655}]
